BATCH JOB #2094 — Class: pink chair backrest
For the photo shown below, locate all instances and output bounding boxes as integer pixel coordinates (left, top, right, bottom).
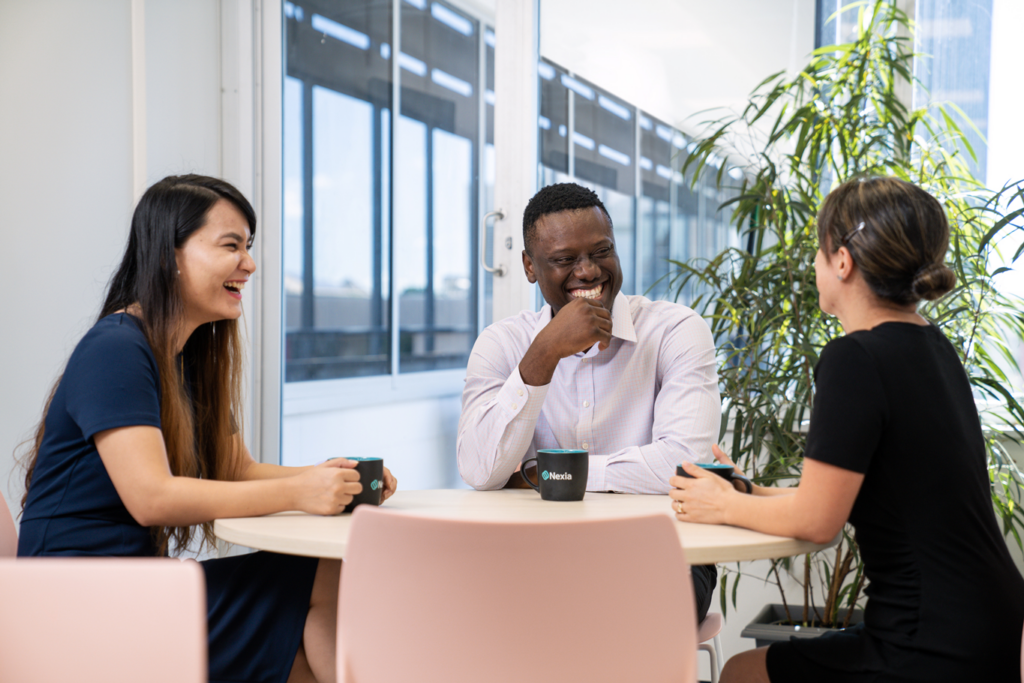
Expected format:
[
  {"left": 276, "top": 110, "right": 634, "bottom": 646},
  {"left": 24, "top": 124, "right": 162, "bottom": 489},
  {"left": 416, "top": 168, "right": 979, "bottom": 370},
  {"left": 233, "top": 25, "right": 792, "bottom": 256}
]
[
  {"left": 0, "top": 495, "right": 17, "bottom": 557},
  {"left": 0, "top": 558, "right": 207, "bottom": 683},
  {"left": 338, "top": 507, "right": 697, "bottom": 683}
]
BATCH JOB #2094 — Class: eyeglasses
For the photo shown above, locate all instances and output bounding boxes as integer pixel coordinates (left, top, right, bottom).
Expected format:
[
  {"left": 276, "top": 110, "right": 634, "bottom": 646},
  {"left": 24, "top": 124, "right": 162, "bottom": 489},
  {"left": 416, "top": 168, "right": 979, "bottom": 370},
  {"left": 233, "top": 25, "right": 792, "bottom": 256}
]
[{"left": 840, "top": 222, "right": 866, "bottom": 246}]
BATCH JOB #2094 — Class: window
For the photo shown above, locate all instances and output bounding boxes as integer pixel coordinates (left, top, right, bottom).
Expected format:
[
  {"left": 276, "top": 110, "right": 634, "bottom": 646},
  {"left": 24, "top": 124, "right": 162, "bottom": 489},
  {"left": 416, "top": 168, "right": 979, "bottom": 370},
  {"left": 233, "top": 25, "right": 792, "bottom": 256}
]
[
  {"left": 282, "top": 0, "right": 490, "bottom": 381},
  {"left": 639, "top": 115, "right": 675, "bottom": 300},
  {"left": 815, "top": 0, "right": 994, "bottom": 182},
  {"left": 912, "top": 0, "right": 993, "bottom": 182}
]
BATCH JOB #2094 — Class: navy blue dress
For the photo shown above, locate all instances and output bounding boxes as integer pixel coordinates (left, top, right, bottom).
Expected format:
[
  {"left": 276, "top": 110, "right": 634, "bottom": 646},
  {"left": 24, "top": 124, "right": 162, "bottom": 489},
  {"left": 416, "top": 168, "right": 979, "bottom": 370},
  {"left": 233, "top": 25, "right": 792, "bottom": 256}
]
[{"left": 19, "top": 313, "right": 319, "bottom": 683}]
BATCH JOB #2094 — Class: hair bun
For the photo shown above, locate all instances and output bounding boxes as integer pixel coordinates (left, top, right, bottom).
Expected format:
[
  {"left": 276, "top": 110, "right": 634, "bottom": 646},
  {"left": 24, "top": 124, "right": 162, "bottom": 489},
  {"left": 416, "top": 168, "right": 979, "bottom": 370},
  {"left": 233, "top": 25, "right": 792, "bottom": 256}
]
[{"left": 911, "top": 262, "right": 956, "bottom": 301}]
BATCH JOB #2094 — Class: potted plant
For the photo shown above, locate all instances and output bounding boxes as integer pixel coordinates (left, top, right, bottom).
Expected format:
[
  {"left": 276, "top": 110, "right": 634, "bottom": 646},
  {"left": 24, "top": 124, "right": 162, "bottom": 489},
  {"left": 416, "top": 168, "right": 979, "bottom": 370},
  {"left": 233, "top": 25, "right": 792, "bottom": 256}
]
[{"left": 668, "top": 0, "right": 1024, "bottom": 637}]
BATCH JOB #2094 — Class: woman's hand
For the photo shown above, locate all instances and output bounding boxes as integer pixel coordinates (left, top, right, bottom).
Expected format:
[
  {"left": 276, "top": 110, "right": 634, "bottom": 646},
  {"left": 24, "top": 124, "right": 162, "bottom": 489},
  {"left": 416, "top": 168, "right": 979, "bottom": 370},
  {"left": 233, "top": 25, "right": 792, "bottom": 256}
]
[
  {"left": 381, "top": 466, "right": 398, "bottom": 502},
  {"left": 668, "top": 461, "right": 736, "bottom": 525},
  {"left": 295, "top": 458, "right": 362, "bottom": 515},
  {"left": 712, "top": 444, "right": 745, "bottom": 478},
  {"left": 712, "top": 444, "right": 754, "bottom": 493}
]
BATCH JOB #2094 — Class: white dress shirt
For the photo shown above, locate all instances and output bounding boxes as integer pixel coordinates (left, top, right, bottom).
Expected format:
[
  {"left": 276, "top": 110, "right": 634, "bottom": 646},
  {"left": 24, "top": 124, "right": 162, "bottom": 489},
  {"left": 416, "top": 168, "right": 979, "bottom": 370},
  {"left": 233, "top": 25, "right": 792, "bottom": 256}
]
[{"left": 457, "top": 292, "right": 721, "bottom": 494}]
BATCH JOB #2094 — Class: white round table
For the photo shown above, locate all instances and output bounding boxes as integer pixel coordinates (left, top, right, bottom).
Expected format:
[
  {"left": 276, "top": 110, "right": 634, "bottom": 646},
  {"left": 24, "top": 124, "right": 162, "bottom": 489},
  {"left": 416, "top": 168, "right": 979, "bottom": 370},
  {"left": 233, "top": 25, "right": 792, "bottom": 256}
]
[{"left": 214, "top": 489, "right": 836, "bottom": 564}]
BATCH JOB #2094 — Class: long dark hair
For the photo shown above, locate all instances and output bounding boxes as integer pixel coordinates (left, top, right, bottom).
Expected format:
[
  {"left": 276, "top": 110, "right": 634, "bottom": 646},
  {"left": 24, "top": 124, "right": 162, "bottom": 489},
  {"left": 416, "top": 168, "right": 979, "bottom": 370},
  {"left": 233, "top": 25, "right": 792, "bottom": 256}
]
[{"left": 21, "top": 174, "right": 257, "bottom": 555}]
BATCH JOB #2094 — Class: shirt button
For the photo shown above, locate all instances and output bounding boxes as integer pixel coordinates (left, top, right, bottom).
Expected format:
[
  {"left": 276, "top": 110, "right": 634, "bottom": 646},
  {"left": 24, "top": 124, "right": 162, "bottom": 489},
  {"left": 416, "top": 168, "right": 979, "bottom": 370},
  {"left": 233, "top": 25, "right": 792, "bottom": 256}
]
[
  {"left": 582, "top": 442, "right": 589, "bottom": 449},
  {"left": 517, "top": 389, "right": 523, "bottom": 396},
  {"left": 583, "top": 401, "right": 590, "bottom": 408},
  {"left": 511, "top": 403, "right": 517, "bottom": 410}
]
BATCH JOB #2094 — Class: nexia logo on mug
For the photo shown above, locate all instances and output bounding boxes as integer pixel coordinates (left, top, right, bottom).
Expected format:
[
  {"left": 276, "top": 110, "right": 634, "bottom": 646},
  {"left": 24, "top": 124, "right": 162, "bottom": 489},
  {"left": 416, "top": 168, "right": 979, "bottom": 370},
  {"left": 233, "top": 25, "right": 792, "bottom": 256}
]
[
  {"left": 542, "top": 470, "right": 571, "bottom": 481},
  {"left": 370, "top": 479, "right": 383, "bottom": 491}
]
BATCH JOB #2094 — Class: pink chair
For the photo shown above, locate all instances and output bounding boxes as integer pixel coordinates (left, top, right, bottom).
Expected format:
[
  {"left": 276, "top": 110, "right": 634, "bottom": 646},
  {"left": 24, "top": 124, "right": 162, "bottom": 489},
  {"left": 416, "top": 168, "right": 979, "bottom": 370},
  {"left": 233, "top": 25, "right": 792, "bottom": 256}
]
[
  {"left": 0, "top": 558, "right": 206, "bottom": 683},
  {"left": 0, "top": 494, "right": 17, "bottom": 557},
  {"left": 338, "top": 507, "right": 698, "bottom": 683}
]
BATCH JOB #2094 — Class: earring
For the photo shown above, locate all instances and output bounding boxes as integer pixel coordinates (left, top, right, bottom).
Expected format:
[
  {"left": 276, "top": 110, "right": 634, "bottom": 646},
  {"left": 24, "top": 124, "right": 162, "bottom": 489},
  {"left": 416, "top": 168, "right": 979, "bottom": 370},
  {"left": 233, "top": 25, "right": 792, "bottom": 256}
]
[{"left": 837, "top": 275, "right": 843, "bottom": 281}]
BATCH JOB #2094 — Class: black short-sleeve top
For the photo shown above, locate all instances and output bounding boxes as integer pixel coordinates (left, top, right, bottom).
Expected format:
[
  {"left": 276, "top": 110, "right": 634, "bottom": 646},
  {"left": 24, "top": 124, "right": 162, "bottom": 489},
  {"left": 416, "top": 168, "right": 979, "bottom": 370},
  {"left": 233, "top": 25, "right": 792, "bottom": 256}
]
[
  {"left": 19, "top": 313, "right": 162, "bottom": 557},
  {"left": 805, "top": 322, "right": 1024, "bottom": 655}
]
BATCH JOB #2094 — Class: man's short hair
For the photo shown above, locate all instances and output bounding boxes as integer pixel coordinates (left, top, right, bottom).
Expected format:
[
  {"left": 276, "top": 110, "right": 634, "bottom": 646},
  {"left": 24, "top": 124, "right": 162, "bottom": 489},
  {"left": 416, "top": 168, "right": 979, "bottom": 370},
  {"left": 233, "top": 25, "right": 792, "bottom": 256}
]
[{"left": 522, "top": 183, "right": 612, "bottom": 255}]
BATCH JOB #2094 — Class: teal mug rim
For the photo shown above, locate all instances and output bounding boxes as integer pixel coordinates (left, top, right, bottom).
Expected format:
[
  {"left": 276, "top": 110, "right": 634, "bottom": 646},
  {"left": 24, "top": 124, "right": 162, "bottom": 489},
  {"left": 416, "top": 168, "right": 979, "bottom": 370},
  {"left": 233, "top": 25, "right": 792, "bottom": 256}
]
[
  {"left": 537, "top": 449, "right": 588, "bottom": 454},
  {"left": 347, "top": 457, "right": 383, "bottom": 462},
  {"left": 695, "top": 463, "right": 733, "bottom": 469}
]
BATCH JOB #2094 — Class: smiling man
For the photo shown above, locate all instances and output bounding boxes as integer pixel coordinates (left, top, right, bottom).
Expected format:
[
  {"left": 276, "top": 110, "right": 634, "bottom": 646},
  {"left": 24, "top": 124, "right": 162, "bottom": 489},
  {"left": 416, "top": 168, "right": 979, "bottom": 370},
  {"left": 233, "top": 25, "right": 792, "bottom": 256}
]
[{"left": 457, "top": 182, "right": 722, "bottom": 620}]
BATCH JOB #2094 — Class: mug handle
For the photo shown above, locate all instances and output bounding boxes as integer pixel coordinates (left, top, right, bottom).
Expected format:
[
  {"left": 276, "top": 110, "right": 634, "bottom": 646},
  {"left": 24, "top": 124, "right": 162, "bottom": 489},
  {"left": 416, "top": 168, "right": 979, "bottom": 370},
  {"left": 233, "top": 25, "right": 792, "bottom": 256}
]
[
  {"left": 520, "top": 458, "right": 540, "bottom": 491},
  {"left": 733, "top": 474, "right": 753, "bottom": 494}
]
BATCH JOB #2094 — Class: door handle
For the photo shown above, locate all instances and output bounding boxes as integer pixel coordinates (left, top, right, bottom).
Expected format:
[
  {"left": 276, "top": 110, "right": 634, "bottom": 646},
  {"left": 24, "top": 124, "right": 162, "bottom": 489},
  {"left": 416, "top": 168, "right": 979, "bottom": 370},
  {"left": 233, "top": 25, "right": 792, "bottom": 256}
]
[{"left": 480, "top": 209, "right": 506, "bottom": 277}]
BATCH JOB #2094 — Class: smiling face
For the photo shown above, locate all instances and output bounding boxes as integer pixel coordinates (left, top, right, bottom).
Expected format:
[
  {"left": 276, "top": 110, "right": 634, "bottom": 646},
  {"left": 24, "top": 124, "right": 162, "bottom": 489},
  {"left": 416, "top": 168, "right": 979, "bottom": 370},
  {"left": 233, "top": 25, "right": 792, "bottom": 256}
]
[
  {"left": 175, "top": 199, "right": 255, "bottom": 329},
  {"left": 523, "top": 206, "right": 622, "bottom": 315}
]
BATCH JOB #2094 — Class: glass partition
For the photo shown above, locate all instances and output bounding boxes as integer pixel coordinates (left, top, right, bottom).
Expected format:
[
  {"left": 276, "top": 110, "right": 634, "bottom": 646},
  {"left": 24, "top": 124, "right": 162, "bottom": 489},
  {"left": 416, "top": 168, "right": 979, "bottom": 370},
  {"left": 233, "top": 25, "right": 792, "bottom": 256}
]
[
  {"left": 639, "top": 114, "right": 672, "bottom": 299},
  {"left": 283, "top": 0, "right": 393, "bottom": 381},
  {"left": 283, "top": 0, "right": 486, "bottom": 381}
]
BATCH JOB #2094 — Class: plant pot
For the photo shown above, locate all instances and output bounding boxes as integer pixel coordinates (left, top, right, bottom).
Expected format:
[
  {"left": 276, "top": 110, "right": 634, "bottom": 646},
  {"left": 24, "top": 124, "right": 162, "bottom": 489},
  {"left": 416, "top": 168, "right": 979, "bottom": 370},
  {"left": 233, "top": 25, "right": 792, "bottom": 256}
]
[{"left": 740, "top": 604, "right": 865, "bottom": 648}]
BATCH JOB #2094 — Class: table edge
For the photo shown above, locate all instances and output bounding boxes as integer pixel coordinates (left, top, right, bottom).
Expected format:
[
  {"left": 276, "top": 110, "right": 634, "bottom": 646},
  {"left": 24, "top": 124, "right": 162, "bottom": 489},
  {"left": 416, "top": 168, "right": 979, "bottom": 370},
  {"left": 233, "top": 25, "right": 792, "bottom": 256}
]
[{"left": 213, "top": 517, "right": 839, "bottom": 564}]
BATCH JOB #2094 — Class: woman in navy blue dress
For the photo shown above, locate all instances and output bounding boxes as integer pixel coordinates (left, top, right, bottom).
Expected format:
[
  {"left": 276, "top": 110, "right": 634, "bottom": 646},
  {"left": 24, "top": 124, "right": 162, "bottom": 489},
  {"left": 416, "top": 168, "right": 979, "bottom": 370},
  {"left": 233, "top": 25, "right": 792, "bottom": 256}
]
[
  {"left": 18, "top": 174, "right": 397, "bottom": 683},
  {"left": 670, "top": 177, "right": 1024, "bottom": 682}
]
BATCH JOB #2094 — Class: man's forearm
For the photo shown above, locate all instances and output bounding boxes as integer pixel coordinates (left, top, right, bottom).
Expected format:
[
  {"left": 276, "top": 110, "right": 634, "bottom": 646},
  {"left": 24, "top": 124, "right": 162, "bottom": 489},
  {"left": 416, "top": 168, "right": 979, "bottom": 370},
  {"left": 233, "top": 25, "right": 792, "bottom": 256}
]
[
  {"left": 457, "top": 367, "right": 549, "bottom": 489},
  {"left": 587, "top": 437, "right": 710, "bottom": 495}
]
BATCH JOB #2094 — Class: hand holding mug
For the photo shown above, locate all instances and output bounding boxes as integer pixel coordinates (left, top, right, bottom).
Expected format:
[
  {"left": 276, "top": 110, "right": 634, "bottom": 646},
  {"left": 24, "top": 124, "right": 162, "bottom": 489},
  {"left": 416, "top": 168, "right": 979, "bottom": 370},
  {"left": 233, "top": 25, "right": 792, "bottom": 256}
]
[
  {"left": 343, "top": 457, "right": 388, "bottom": 512},
  {"left": 298, "top": 458, "right": 362, "bottom": 515},
  {"left": 712, "top": 444, "right": 750, "bottom": 486},
  {"left": 669, "top": 461, "right": 741, "bottom": 524}
]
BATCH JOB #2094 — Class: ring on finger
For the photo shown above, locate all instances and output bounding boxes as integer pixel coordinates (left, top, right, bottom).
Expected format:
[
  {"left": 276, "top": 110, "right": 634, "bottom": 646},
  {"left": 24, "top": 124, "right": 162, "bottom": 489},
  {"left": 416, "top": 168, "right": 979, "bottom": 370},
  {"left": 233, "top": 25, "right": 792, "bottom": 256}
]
[{"left": 674, "top": 500, "right": 684, "bottom": 513}]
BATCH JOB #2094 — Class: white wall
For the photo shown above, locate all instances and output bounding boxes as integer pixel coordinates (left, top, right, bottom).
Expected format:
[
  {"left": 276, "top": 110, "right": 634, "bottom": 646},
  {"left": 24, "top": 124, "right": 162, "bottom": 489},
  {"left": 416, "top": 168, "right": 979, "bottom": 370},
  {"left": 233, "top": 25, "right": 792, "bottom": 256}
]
[
  {"left": 986, "top": 0, "right": 1024, "bottom": 191},
  {"left": 145, "top": 0, "right": 223, "bottom": 185},
  {"left": 283, "top": 395, "right": 465, "bottom": 489},
  {"left": 0, "top": 0, "right": 224, "bottom": 529},
  {"left": 0, "top": 0, "right": 136, "bottom": 527},
  {"left": 985, "top": 0, "right": 1024, "bottom": 303}
]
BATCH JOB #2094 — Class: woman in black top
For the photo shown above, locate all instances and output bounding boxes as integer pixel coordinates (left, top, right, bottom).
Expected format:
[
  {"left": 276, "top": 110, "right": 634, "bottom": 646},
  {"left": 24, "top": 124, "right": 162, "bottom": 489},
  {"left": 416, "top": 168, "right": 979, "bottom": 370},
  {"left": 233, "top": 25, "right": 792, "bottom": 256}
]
[
  {"left": 19, "top": 175, "right": 396, "bottom": 683},
  {"left": 670, "top": 177, "right": 1024, "bottom": 682}
]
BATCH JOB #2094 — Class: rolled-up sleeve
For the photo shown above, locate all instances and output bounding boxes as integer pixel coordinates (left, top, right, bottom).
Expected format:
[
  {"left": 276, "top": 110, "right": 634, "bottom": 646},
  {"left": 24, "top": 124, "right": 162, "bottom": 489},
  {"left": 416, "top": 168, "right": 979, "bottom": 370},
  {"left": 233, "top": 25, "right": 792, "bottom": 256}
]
[{"left": 457, "top": 327, "right": 549, "bottom": 490}]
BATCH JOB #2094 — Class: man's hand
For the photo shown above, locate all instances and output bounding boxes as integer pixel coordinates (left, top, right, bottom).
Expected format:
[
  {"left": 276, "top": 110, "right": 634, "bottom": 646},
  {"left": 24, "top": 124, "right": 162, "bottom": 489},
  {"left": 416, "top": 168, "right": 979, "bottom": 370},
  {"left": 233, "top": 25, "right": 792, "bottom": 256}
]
[{"left": 519, "top": 298, "right": 612, "bottom": 386}]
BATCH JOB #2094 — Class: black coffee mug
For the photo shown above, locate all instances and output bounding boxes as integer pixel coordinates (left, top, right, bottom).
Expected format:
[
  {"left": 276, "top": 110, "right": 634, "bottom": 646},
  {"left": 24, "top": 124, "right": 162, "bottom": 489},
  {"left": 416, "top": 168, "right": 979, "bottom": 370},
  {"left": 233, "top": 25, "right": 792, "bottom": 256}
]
[
  {"left": 344, "top": 457, "right": 386, "bottom": 513},
  {"left": 521, "top": 449, "right": 588, "bottom": 501},
  {"left": 677, "top": 463, "right": 753, "bottom": 494}
]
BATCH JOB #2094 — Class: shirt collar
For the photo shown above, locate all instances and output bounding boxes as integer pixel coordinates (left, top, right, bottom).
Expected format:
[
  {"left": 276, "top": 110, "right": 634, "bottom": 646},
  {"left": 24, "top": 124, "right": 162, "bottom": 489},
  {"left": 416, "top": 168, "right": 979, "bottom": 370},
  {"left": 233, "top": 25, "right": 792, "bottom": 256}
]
[
  {"left": 529, "top": 291, "right": 637, "bottom": 345},
  {"left": 609, "top": 291, "right": 637, "bottom": 343}
]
